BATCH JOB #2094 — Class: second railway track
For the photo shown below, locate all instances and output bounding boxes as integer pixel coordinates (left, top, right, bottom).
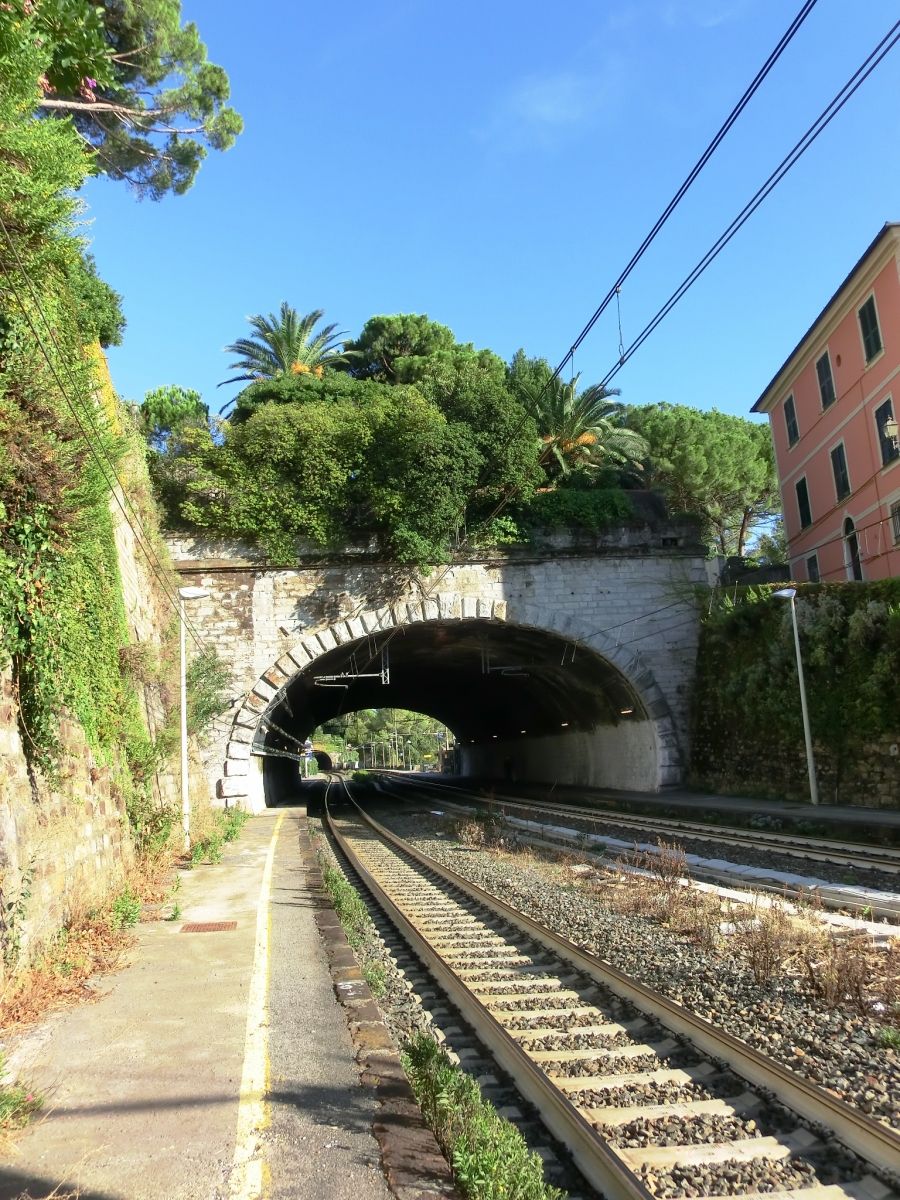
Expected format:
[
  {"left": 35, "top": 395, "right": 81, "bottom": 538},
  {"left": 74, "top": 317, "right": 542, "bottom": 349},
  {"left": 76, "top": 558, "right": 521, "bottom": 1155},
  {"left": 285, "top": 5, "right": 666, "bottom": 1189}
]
[{"left": 322, "top": 777, "right": 900, "bottom": 1200}]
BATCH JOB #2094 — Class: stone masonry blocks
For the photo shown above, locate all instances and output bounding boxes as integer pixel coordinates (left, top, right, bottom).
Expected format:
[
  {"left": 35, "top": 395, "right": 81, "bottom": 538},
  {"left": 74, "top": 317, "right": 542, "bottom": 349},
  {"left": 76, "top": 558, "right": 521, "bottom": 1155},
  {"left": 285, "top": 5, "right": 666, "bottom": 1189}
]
[
  {"left": 437, "top": 593, "right": 459, "bottom": 619},
  {"left": 218, "top": 777, "right": 249, "bottom": 799},
  {"left": 181, "top": 557, "right": 709, "bottom": 803},
  {"left": 286, "top": 644, "right": 312, "bottom": 669},
  {"left": 275, "top": 654, "right": 298, "bottom": 679}
]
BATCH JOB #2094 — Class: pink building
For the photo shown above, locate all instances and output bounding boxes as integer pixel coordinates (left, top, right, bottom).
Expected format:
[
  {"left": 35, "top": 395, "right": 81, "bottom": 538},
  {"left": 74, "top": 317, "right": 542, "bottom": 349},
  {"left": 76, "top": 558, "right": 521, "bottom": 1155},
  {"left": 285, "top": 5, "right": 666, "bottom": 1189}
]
[{"left": 752, "top": 224, "right": 900, "bottom": 582}]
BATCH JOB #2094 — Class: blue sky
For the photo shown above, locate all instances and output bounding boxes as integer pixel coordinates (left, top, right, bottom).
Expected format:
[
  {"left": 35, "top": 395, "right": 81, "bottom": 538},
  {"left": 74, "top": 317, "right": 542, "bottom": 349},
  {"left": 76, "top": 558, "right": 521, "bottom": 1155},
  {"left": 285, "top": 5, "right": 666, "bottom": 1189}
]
[{"left": 83, "top": 0, "right": 900, "bottom": 421}]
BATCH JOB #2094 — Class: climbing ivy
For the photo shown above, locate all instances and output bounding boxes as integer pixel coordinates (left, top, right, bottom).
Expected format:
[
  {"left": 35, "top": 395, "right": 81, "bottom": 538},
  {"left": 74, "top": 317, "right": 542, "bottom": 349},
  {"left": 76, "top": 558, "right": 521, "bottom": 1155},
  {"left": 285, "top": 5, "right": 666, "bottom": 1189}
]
[{"left": 690, "top": 582, "right": 900, "bottom": 801}]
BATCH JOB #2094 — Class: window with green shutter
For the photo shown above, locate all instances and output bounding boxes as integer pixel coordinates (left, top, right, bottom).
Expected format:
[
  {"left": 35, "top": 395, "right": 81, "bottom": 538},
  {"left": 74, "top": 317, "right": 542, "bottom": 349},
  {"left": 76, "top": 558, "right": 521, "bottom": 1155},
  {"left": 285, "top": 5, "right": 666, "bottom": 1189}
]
[{"left": 858, "top": 295, "right": 883, "bottom": 363}]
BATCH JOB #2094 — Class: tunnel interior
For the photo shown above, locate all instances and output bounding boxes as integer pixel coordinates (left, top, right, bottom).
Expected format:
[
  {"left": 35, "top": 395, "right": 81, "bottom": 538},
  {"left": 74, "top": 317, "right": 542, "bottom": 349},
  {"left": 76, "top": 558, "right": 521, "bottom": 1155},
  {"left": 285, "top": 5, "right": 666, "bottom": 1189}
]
[{"left": 255, "top": 619, "right": 655, "bottom": 801}]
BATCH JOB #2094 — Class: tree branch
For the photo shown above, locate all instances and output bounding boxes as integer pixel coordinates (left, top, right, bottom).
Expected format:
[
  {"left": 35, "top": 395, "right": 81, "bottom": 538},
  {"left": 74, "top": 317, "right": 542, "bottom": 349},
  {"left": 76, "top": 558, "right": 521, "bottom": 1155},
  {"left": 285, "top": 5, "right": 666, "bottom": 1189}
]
[{"left": 38, "top": 97, "right": 170, "bottom": 117}]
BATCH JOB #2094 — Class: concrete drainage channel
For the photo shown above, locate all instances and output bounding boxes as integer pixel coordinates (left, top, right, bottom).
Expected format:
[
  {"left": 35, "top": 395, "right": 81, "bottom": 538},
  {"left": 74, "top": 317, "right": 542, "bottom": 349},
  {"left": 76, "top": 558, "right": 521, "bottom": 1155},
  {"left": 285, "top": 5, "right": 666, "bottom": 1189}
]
[{"left": 307, "top": 814, "right": 600, "bottom": 1200}]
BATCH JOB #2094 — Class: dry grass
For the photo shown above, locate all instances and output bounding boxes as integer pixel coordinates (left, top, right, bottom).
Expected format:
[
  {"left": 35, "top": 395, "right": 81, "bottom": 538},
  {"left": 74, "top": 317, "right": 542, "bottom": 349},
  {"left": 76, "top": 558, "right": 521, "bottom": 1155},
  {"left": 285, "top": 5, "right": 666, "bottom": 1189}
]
[
  {"left": 0, "top": 851, "right": 177, "bottom": 1033},
  {"left": 731, "top": 898, "right": 799, "bottom": 984},
  {"left": 454, "top": 808, "right": 504, "bottom": 850}
]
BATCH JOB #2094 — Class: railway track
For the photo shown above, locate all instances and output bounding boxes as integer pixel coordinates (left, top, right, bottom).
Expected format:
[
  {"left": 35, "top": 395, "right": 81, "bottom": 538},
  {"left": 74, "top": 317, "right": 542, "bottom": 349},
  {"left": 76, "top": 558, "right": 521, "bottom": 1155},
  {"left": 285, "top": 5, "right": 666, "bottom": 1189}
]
[
  {"left": 374, "top": 774, "right": 900, "bottom": 923},
  {"left": 381, "top": 774, "right": 900, "bottom": 875},
  {"left": 323, "top": 777, "right": 900, "bottom": 1200}
]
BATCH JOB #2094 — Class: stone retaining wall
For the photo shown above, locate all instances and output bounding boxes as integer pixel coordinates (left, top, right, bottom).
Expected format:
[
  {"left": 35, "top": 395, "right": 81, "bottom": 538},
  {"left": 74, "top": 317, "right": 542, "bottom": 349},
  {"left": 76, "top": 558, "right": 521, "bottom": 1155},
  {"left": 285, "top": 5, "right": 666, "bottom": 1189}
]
[{"left": 0, "top": 671, "right": 134, "bottom": 966}]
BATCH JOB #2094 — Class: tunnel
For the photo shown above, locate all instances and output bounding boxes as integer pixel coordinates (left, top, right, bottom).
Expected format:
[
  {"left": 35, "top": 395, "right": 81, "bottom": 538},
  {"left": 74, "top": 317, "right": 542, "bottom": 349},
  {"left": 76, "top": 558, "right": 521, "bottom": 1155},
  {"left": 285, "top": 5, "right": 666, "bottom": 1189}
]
[{"left": 248, "top": 618, "right": 671, "bottom": 806}]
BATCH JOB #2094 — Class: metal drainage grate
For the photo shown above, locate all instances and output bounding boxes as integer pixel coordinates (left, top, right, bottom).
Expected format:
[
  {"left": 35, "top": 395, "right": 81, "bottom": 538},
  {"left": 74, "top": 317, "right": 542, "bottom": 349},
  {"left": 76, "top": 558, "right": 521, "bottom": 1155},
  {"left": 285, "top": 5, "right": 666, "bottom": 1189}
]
[{"left": 180, "top": 921, "right": 237, "bottom": 933}]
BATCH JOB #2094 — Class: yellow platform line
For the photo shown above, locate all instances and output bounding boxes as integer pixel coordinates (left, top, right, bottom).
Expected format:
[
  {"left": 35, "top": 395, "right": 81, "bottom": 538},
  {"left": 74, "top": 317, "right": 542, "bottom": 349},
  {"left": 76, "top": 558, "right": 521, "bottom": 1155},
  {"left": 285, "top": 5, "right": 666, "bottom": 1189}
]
[{"left": 229, "top": 811, "right": 285, "bottom": 1200}]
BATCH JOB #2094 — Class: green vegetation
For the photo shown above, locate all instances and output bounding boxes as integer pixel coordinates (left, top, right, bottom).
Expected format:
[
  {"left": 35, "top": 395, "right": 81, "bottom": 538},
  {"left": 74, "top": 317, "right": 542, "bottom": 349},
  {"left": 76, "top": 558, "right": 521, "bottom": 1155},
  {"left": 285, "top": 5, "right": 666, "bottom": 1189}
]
[
  {"left": 110, "top": 887, "right": 142, "bottom": 930},
  {"left": 140, "top": 385, "right": 208, "bottom": 450},
  {"left": 28, "top": 0, "right": 242, "bottom": 198},
  {"left": 690, "top": 581, "right": 900, "bottom": 800},
  {"left": 523, "top": 370, "right": 647, "bottom": 480},
  {"left": 0, "top": 1055, "right": 41, "bottom": 1132},
  {"left": 0, "top": 9, "right": 230, "bottom": 867},
  {"left": 624, "top": 403, "right": 778, "bottom": 556},
  {"left": 189, "top": 806, "right": 249, "bottom": 865},
  {"left": 403, "top": 1031, "right": 565, "bottom": 1200},
  {"left": 320, "top": 863, "right": 373, "bottom": 948},
  {"left": 317, "top": 709, "right": 452, "bottom": 769},
  {"left": 0, "top": 11, "right": 152, "bottom": 778},
  {"left": 220, "top": 303, "right": 351, "bottom": 397},
  {"left": 878, "top": 1027, "right": 900, "bottom": 1050}
]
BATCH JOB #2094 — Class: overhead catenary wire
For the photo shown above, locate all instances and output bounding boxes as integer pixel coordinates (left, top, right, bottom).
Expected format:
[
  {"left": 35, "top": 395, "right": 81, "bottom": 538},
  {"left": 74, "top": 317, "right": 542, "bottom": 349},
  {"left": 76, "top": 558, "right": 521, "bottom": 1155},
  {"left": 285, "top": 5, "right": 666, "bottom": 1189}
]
[
  {"left": 598, "top": 19, "right": 900, "bottom": 391},
  {"left": 430, "top": 15, "right": 900, "bottom": 596},
  {"left": 548, "top": 0, "right": 820, "bottom": 382},
  {"left": 0, "top": 215, "right": 209, "bottom": 650},
  {"left": 391, "top": 0, "right": 827, "bottom": 620}
]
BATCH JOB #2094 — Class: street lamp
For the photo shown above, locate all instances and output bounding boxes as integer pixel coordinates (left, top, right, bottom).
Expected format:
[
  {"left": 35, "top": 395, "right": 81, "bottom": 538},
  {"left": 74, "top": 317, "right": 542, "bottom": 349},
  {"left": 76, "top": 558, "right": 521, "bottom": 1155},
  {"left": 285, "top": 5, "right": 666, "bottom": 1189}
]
[
  {"left": 178, "top": 585, "right": 210, "bottom": 853},
  {"left": 773, "top": 587, "right": 819, "bottom": 806}
]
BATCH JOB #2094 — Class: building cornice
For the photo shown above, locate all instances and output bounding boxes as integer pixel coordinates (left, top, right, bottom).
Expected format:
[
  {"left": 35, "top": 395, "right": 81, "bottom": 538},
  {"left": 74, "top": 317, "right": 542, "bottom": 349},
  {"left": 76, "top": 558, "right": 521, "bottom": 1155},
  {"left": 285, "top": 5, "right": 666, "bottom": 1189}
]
[{"left": 752, "top": 223, "right": 900, "bottom": 414}]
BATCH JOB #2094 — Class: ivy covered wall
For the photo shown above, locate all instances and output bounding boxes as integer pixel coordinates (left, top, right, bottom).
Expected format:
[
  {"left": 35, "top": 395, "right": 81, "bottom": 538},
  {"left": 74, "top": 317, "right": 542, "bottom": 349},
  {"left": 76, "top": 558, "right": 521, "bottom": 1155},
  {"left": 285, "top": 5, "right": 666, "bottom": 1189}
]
[{"left": 690, "top": 582, "right": 900, "bottom": 808}]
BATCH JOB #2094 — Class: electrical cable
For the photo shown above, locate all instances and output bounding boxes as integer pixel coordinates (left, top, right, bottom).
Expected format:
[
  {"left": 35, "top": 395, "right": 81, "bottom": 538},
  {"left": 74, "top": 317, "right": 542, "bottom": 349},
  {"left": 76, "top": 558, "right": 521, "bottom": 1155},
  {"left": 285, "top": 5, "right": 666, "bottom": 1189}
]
[
  {"left": 425, "top": 15, "right": 900, "bottom": 606},
  {"left": 598, "top": 19, "right": 900, "bottom": 390},
  {"left": 397, "top": 0, "right": 828, "bottom": 618},
  {"left": 0, "top": 217, "right": 209, "bottom": 649},
  {"left": 548, "top": 0, "right": 820, "bottom": 381}
]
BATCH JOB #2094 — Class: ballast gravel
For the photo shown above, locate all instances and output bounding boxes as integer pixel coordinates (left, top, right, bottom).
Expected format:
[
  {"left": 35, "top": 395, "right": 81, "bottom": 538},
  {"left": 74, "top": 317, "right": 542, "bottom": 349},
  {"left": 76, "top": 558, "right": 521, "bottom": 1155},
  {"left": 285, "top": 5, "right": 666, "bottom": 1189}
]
[
  {"left": 513, "top": 808, "right": 900, "bottom": 894},
  {"left": 605, "top": 1113, "right": 761, "bottom": 1148},
  {"left": 379, "top": 809, "right": 900, "bottom": 1131}
]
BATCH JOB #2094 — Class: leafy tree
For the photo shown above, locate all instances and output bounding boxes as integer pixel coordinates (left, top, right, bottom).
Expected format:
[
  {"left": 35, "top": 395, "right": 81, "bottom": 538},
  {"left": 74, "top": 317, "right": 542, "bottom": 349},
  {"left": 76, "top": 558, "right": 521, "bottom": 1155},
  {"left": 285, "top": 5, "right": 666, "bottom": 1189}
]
[
  {"left": 64, "top": 252, "right": 126, "bottom": 346},
  {"left": 27, "top": 0, "right": 242, "bottom": 199},
  {"left": 625, "top": 404, "right": 780, "bottom": 556},
  {"left": 526, "top": 374, "right": 647, "bottom": 480},
  {"left": 343, "top": 314, "right": 459, "bottom": 381},
  {"left": 140, "top": 384, "right": 207, "bottom": 449},
  {"left": 507, "top": 348, "right": 554, "bottom": 408},
  {"left": 176, "top": 384, "right": 482, "bottom": 564},
  {"left": 220, "top": 304, "right": 350, "bottom": 403},
  {"left": 747, "top": 518, "right": 788, "bottom": 565},
  {"left": 410, "top": 355, "right": 542, "bottom": 509}
]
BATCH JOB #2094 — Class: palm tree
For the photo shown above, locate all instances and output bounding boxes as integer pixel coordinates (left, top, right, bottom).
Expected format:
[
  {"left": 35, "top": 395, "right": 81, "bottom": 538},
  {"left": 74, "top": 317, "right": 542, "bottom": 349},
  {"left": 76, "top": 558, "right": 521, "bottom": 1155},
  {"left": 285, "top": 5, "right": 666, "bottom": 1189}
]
[
  {"left": 526, "top": 375, "right": 647, "bottom": 479},
  {"left": 218, "top": 303, "right": 350, "bottom": 397}
]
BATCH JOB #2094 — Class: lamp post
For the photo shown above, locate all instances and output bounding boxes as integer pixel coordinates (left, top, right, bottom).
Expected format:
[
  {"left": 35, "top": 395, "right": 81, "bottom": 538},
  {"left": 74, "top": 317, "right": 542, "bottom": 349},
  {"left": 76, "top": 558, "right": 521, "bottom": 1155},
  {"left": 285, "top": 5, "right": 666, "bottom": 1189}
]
[
  {"left": 773, "top": 587, "right": 819, "bottom": 806},
  {"left": 178, "top": 585, "right": 210, "bottom": 853}
]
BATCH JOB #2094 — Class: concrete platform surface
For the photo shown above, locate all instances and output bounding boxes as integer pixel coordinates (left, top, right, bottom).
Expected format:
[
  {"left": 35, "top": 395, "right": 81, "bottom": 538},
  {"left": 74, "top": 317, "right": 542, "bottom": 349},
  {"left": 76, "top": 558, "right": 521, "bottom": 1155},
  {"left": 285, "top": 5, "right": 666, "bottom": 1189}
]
[{"left": 0, "top": 808, "right": 394, "bottom": 1200}]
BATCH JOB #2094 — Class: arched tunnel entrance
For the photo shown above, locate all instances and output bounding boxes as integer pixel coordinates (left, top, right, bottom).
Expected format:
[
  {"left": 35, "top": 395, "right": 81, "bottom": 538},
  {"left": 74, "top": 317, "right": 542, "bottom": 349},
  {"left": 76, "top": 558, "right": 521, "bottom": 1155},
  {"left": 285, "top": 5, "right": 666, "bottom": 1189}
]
[{"left": 247, "top": 618, "right": 677, "bottom": 806}]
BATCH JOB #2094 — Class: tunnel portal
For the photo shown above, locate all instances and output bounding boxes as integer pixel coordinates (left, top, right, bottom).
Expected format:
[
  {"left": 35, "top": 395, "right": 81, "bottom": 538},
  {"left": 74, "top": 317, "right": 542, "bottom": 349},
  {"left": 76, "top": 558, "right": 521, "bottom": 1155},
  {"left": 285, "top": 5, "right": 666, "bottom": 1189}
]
[{"left": 252, "top": 618, "right": 666, "bottom": 805}]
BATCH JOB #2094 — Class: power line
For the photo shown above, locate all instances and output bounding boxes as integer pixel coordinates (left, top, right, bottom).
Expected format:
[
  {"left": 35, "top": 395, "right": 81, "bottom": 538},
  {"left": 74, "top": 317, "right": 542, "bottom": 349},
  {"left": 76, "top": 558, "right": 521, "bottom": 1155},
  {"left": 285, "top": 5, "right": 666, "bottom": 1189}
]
[
  {"left": 549, "top": 0, "right": 820, "bottom": 381},
  {"left": 598, "top": 19, "right": 900, "bottom": 390},
  {"left": 437, "top": 14, "right": 900, "bottom": 595},
  {"left": 398, "top": 0, "right": 824, "bottom": 617},
  {"left": 0, "top": 218, "right": 208, "bottom": 650}
]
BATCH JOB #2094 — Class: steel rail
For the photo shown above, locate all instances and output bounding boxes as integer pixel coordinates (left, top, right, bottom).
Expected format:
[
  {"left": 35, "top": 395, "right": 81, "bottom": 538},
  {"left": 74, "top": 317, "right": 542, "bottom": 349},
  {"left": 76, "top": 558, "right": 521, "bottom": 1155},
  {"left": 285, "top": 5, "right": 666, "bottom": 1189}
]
[
  {"left": 382, "top": 774, "right": 900, "bottom": 872},
  {"left": 323, "top": 779, "right": 656, "bottom": 1200},
  {"left": 332, "top": 782, "right": 900, "bottom": 1179},
  {"left": 375, "top": 775, "right": 900, "bottom": 921}
]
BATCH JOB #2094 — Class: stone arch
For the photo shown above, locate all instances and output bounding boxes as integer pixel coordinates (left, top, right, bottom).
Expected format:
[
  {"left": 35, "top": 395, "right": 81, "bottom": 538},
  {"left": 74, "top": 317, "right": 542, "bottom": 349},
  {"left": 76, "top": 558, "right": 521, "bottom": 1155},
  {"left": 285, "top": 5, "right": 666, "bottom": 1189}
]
[{"left": 218, "top": 591, "right": 681, "bottom": 808}]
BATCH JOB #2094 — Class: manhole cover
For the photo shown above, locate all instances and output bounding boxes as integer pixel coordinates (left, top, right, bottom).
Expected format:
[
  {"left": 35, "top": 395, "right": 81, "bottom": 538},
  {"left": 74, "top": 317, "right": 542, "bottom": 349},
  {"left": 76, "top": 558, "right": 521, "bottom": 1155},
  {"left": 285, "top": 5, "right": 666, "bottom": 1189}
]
[{"left": 180, "top": 921, "right": 237, "bottom": 933}]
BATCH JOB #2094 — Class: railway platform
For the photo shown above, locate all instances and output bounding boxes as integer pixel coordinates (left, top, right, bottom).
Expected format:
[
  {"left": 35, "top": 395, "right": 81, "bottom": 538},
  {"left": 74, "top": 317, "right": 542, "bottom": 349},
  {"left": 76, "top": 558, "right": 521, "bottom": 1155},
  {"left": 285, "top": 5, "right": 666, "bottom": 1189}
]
[{"left": 0, "top": 806, "right": 444, "bottom": 1200}]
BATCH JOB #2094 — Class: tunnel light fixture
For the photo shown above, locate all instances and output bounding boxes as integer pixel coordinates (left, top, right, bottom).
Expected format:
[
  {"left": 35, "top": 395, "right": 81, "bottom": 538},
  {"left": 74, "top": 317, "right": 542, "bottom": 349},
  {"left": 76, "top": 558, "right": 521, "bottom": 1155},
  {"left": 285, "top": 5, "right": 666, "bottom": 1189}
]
[
  {"left": 492, "top": 734, "right": 498, "bottom": 738},
  {"left": 520, "top": 729, "right": 527, "bottom": 734},
  {"left": 620, "top": 707, "right": 634, "bottom": 715},
  {"left": 560, "top": 722, "right": 569, "bottom": 727}
]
